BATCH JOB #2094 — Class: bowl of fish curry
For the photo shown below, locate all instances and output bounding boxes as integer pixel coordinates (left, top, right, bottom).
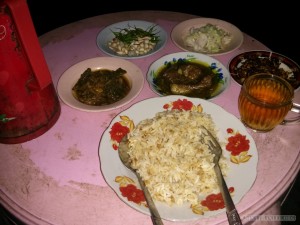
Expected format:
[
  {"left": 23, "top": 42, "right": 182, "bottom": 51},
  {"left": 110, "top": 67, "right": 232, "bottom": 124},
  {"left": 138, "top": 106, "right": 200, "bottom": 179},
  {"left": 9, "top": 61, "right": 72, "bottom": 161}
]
[
  {"left": 147, "top": 52, "right": 230, "bottom": 99},
  {"left": 72, "top": 68, "right": 130, "bottom": 106}
]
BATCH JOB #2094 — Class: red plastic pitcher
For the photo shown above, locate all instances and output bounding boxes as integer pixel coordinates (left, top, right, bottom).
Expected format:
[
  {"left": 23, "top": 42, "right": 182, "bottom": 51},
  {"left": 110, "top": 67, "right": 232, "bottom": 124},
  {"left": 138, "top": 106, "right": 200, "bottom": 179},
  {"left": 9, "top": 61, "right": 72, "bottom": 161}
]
[{"left": 0, "top": 0, "right": 60, "bottom": 144}]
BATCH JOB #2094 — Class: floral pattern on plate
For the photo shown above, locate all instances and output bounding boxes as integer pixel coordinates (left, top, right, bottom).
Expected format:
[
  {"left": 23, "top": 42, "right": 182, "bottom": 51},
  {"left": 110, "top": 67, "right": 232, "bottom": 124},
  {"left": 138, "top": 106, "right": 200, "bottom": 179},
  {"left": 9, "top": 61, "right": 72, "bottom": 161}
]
[
  {"left": 108, "top": 98, "right": 253, "bottom": 215},
  {"left": 99, "top": 95, "right": 258, "bottom": 221}
]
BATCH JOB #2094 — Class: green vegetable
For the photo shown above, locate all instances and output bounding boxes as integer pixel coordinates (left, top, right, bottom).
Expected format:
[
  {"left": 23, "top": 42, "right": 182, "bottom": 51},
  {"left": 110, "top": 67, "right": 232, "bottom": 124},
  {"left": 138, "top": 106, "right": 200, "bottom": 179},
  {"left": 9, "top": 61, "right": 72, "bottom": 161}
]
[
  {"left": 184, "top": 23, "right": 232, "bottom": 53},
  {"left": 111, "top": 24, "right": 160, "bottom": 45}
]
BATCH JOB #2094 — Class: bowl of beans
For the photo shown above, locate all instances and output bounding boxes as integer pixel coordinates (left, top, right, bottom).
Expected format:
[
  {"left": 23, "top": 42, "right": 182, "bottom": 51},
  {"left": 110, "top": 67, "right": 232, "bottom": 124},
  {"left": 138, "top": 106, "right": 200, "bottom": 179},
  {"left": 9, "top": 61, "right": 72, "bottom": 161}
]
[{"left": 97, "top": 20, "right": 167, "bottom": 59}]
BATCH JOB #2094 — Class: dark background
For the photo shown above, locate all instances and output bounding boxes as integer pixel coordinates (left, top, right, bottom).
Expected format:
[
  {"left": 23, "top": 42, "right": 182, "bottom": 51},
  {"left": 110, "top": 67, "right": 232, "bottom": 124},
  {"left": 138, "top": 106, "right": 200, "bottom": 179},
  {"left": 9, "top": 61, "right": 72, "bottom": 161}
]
[{"left": 26, "top": 0, "right": 299, "bottom": 64}]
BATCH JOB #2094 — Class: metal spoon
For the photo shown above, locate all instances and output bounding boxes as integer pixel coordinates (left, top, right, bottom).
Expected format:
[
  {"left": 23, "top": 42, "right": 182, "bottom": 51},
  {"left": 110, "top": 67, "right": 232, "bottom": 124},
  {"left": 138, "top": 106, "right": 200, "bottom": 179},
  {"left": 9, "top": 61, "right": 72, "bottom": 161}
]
[
  {"left": 118, "top": 136, "right": 164, "bottom": 225},
  {"left": 200, "top": 126, "right": 243, "bottom": 225}
]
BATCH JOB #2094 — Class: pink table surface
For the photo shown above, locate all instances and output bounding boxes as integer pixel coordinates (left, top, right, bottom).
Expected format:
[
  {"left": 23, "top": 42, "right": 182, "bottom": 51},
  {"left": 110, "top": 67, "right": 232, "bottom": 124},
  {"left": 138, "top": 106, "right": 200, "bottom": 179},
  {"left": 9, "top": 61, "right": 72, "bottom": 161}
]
[{"left": 0, "top": 11, "right": 299, "bottom": 225}]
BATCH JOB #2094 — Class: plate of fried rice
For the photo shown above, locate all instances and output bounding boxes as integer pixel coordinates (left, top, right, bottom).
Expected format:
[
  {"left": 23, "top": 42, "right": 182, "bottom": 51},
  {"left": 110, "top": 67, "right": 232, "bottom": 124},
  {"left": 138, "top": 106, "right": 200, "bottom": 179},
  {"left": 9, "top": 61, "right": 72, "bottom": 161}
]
[{"left": 99, "top": 95, "right": 258, "bottom": 221}]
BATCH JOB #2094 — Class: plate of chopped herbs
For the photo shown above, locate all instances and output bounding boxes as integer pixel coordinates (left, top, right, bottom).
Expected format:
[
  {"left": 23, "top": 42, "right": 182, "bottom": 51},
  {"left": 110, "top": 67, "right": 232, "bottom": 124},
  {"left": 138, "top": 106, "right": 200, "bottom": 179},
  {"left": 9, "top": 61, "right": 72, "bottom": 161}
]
[{"left": 97, "top": 20, "right": 167, "bottom": 59}]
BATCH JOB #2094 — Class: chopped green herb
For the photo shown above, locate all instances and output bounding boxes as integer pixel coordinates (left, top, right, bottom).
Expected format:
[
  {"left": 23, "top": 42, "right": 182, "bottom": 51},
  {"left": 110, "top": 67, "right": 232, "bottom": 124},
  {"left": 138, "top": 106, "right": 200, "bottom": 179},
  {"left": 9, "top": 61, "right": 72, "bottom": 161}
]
[{"left": 111, "top": 24, "right": 160, "bottom": 45}]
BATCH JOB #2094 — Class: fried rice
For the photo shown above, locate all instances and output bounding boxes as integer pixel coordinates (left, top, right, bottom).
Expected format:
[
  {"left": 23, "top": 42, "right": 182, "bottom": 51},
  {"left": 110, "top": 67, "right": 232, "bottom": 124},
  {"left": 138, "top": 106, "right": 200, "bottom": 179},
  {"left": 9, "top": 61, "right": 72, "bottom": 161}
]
[{"left": 127, "top": 109, "right": 228, "bottom": 205}]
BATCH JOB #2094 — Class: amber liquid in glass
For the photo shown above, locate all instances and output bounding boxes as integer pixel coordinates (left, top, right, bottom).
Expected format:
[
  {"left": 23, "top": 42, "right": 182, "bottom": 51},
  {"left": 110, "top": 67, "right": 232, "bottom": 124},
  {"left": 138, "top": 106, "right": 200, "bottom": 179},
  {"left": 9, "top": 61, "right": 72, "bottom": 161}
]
[{"left": 238, "top": 75, "right": 293, "bottom": 132}]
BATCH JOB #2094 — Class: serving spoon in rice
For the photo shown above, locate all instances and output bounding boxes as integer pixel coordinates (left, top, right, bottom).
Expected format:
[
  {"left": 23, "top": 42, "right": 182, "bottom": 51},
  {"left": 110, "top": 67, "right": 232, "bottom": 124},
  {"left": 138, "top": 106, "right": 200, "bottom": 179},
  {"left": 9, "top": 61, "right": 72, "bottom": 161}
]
[
  {"left": 200, "top": 126, "right": 243, "bottom": 225},
  {"left": 118, "top": 136, "right": 164, "bottom": 225}
]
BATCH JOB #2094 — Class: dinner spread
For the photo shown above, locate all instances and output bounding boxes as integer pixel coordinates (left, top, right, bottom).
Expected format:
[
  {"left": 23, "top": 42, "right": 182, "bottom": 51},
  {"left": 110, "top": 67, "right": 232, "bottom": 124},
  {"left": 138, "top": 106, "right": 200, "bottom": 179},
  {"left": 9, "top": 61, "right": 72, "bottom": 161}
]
[{"left": 2, "top": 9, "right": 299, "bottom": 225}]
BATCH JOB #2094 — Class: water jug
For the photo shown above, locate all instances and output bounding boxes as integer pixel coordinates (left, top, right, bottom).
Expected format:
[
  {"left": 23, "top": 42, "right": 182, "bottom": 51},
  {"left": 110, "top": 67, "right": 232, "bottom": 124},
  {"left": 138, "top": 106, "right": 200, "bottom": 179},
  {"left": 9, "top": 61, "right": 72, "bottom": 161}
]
[{"left": 0, "top": 0, "right": 60, "bottom": 144}]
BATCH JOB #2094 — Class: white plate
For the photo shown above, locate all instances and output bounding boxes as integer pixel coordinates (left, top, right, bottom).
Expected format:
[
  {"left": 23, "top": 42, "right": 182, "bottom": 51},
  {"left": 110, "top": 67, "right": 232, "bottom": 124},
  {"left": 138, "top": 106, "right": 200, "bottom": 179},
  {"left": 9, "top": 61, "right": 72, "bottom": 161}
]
[
  {"left": 99, "top": 95, "right": 258, "bottom": 221},
  {"left": 171, "top": 18, "right": 244, "bottom": 56},
  {"left": 57, "top": 57, "right": 144, "bottom": 112},
  {"left": 147, "top": 52, "right": 231, "bottom": 100},
  {"left": 96, "top": 20, "right": 167, "bottom": 59}
]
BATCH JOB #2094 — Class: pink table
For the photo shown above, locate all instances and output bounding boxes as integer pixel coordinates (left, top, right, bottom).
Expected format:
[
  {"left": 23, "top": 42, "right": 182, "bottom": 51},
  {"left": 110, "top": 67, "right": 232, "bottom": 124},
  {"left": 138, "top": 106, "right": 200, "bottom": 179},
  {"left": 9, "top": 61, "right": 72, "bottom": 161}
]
[{"left": 1, "top": 11, "right": 299, "bottom": 225}]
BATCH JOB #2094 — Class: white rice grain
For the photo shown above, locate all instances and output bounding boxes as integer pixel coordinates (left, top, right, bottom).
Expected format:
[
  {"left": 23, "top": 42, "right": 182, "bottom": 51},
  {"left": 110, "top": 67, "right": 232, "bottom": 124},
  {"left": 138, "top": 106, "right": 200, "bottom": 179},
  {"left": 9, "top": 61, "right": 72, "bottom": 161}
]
[{"left": 127, "top": 110, "right": 228, "bottom": 206}]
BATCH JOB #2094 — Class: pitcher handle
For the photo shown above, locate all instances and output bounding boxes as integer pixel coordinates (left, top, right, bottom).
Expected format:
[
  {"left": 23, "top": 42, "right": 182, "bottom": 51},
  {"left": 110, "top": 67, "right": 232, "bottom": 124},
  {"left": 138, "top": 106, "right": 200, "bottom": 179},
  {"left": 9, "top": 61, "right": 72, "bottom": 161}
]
[{"left": 7, "top": 0, "right": 52, "bottom": 90}]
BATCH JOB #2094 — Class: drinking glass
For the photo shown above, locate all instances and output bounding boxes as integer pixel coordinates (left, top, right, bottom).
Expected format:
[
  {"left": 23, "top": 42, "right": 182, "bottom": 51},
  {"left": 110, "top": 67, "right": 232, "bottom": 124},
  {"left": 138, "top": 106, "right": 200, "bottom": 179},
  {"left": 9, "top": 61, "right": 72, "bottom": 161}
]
[{"left": 238, "top": 73, "right": 300, "bottom": 132}]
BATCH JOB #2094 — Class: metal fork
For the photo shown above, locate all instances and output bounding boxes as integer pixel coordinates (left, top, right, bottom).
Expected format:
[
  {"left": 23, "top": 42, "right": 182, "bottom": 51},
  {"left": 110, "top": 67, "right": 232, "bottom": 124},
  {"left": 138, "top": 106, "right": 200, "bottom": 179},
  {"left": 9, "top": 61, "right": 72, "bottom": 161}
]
[{"left": 200, "top": 126, "right": 243, "bottom": 225}]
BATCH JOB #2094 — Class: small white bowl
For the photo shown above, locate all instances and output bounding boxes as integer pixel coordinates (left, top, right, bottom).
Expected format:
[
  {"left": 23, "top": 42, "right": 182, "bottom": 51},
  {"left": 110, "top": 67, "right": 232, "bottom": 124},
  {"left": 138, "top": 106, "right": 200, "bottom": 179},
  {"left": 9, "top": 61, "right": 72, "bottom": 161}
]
[
  {"left": 97, "top": 20, "right": 167, "bottom": 59},
  {"left": 57, "top": 57, "right": 144, "bottom": 112},
  {"left": 171, "top": 18, "right": 244, "bottom": 56},
  {"left": 147, "top": 52, "right": 230, "bottom": 100}
]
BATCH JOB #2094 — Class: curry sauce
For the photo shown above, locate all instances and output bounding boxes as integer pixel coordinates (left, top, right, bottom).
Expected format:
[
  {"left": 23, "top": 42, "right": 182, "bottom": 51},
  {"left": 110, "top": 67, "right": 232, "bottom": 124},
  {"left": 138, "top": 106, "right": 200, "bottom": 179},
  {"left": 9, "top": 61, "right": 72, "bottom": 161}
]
[
  {"left": 72, "top": 68, "right": 130, "bottom": 106},
  {"left": 154, "top": 60, "right": 220, "bottom": 99}
]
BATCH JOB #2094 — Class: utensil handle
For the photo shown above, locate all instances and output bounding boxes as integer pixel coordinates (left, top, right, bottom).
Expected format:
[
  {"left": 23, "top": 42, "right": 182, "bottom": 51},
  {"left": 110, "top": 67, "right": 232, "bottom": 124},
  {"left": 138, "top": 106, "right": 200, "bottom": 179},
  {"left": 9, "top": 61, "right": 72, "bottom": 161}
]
[
  {"left": 214, "top": 165, "right": 243, "bottom": 225},
  {"left": 136, "top": 173, "right": 164, "bottom": 225},
  {"left": 281, "top": 102, "right": 300, "bottom": 125},
  {"left": 227, "top": 209, "right": 243, "bottom": 225},
  {"left": 150, "top": 216, "right": 164, "bottom": 225}
]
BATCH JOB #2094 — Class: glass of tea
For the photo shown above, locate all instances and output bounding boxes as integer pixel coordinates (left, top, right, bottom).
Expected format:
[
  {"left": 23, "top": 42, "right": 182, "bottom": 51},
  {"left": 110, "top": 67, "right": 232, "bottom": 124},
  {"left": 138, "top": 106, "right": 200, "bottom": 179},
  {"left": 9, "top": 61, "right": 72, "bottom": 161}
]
[{"left": 238, "top": 73, "right": 300, "bottom": 132}]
